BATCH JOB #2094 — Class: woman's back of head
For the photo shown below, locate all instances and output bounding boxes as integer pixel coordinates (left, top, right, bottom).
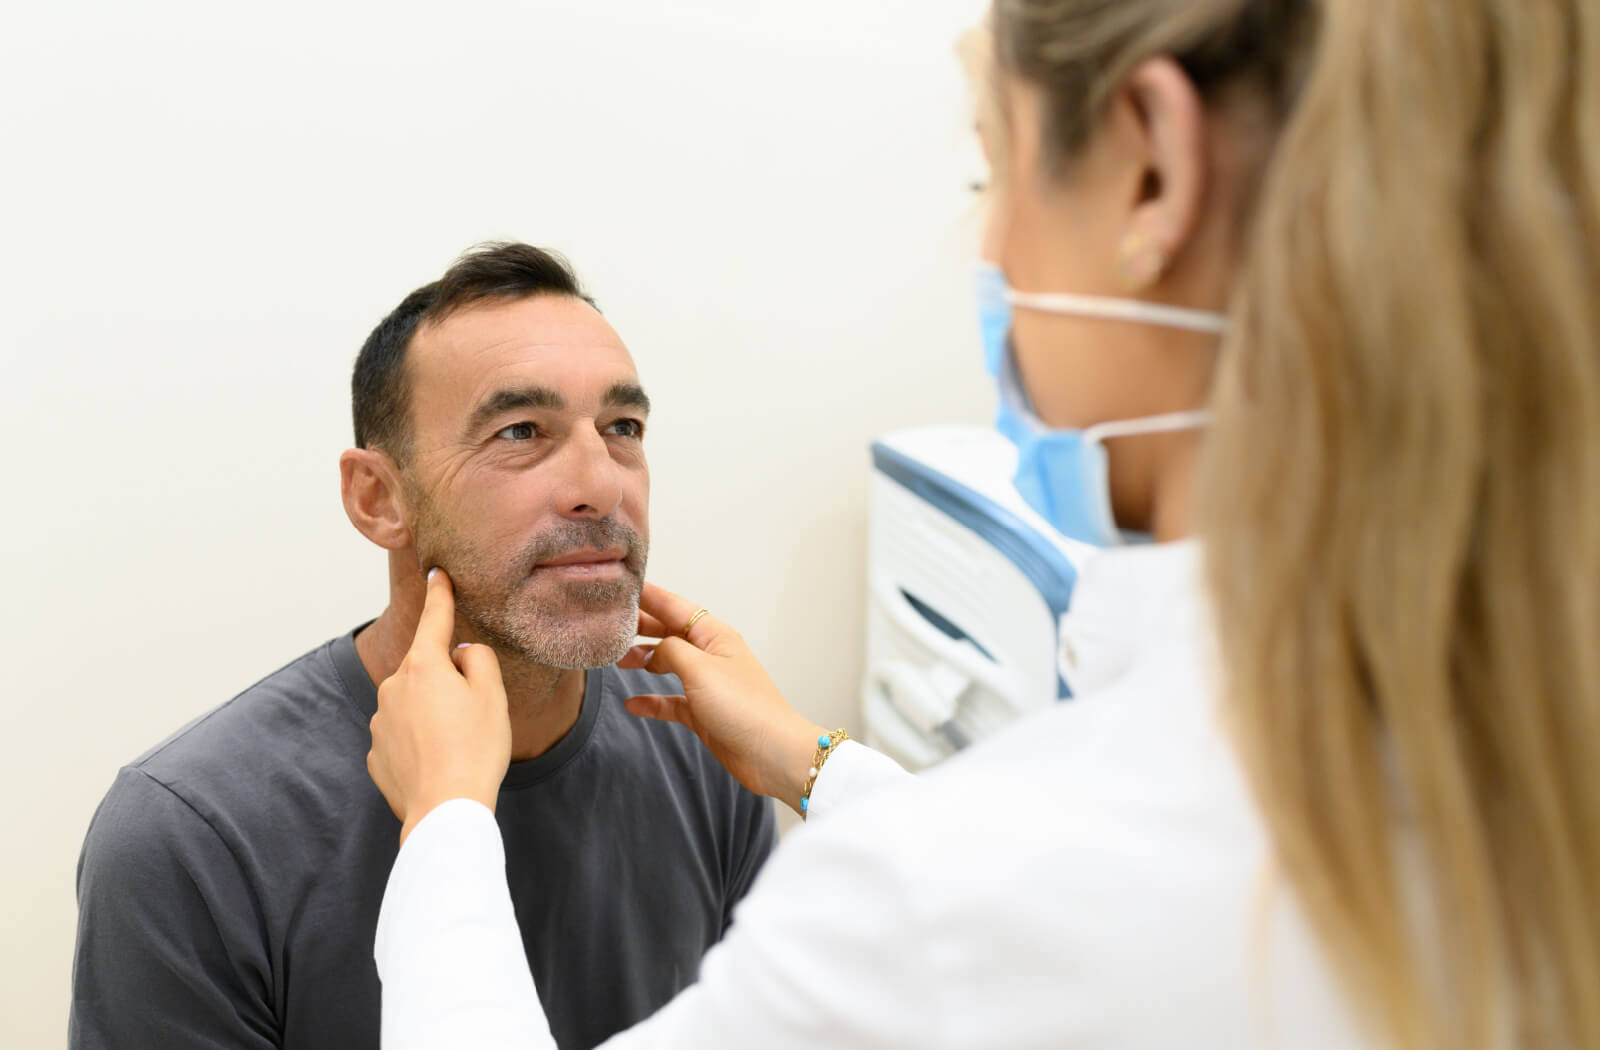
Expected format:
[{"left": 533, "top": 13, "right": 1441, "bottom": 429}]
[{"left": 1196, "top": 0, "right": 1600, "bottom": 1047}]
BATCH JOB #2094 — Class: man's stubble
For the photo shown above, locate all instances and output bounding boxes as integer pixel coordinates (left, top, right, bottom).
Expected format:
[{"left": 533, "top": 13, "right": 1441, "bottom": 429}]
[{"left": 410, "top": 492, "right": 647, "bottom": 671}]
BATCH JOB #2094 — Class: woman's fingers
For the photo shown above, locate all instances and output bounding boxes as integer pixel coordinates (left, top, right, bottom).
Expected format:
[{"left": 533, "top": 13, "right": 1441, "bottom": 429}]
[
  {"left": 617, "top": 644, "right": 657, "bottom": 672},
  {"left": 451, "top": 643, "right": 502, "bottom": 690},
  {"left": 368, "top": 579, "right": 512, "bottom": 844},
  {"left": 629, "top": 636, "right": 699, "bottom": 681},
  {"left": 409, "top": 568, "right": 458, "bottom": 664},
  {"left": 635, "top": 611, "right": 671, "bottom": 640},
  {"left": 623, "top": 583, "right": 812, "bottom": 807},
  {"left": 640, "top": 582, "right": 727, "bottom": 646},
  {"left": 637, "top": 582, "right": 743, "bottom": 655},
  {"left": 622, "top": 693, "right": 694, "bottom": 730},
  {"left": 637, "top": 582, "right": 700, "bottom": 632}
]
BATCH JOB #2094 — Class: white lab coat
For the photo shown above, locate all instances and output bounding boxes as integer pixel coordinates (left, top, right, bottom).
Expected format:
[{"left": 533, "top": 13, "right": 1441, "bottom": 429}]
[{"left": 374, "top": 540, "right": 1372, "bottom": 1049}]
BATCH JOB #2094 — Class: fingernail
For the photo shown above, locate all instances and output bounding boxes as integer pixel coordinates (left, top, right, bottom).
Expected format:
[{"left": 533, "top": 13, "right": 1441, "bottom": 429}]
[
  {"left": 427, "top": 567, "right": 439, "bottom": 582},
  {"left": 456, "top": 642, "right": 471, "bottom": 649}
]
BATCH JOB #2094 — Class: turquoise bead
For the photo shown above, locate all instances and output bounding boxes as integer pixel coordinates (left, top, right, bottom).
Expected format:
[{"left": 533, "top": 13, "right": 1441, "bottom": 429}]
[
  {"left": 800, "top": 797, "right": 809, "bottom": 812},
  {"left": 817, "top": 734, "right": 832, "bottom": 748}
]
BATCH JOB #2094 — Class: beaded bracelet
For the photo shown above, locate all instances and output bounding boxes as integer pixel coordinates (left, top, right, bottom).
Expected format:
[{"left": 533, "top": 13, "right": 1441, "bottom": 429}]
[{"left": 799, "top": 728, "right": 849, "bottom": 818}]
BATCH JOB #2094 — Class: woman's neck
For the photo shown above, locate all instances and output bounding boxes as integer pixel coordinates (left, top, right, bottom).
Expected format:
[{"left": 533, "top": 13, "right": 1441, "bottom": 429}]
[{"left": 1145, "top": 430, "right": 1202, "bottom": 543}]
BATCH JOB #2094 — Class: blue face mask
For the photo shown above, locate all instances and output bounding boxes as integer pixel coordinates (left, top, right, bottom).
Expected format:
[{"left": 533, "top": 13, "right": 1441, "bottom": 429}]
[
  {"left": 976, "top": 261, "right": 1012, "bottom": 380},
  {"left": 975, "top": 262, "right": 1227, "bottom": 546},
  {"left": 976, "top": 262, "right": 1032, "bottom": 448}
]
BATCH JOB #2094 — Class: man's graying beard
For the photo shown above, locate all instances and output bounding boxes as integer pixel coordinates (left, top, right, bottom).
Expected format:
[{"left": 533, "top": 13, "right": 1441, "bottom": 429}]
[{"left": 416, "top": 511, "right": 647, "bottom": 671}]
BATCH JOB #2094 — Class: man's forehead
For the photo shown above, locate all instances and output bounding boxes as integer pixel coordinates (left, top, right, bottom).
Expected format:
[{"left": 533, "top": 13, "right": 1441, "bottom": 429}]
[{"left": 409, "top": 294, "right": 637, "bottom": 400}]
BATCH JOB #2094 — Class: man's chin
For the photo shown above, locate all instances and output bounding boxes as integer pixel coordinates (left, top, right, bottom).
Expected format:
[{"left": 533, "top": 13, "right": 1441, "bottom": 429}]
[
  {"left": 530, "top": 629, "right": 637, "bottom": 671},
  {"left": 497, "top": 601, "right": 640, "bottom": 670}
]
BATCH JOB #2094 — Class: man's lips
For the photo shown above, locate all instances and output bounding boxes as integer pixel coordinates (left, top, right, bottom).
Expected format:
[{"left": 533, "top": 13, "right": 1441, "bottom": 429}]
[
  {"left": 544, "top": 550, "right": 630, "bottom": 566},
  {"left": 532, "top": 548, "right": 631, "bottom": 579}
]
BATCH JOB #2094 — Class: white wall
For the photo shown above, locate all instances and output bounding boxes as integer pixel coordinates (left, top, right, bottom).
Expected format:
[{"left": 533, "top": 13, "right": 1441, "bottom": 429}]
[{"left": 0, "top": 1, "right": 990, "bottom": 1043}]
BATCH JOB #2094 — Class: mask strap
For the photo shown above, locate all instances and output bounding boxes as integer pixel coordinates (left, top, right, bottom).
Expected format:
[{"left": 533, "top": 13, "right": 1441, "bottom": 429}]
[
  {"left": 1082, "top": 410, "right": 1213, "bottom": 446},
  {"left": 1006, "top": 290, "right": 1230, "bottom": 336}
]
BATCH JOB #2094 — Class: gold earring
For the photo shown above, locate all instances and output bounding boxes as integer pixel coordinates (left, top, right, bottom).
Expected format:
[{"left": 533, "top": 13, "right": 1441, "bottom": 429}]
[{"left": 1116, "top": 231, "right": 1166, "bottom": 290}]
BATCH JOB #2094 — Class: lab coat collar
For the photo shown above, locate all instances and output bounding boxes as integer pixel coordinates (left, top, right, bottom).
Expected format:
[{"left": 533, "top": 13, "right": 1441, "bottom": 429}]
[{"left": 1058, "top": 539, "right": 1207, "bottom": 697}]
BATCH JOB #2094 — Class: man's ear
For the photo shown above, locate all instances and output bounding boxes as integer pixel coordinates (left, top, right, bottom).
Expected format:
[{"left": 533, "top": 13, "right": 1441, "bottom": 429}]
[
  {"left": 340, "top": 448, "right": 413, "bottom": 551},
  {"left": 1114, "top": 56, "right": 1209, "bottom": 289}
]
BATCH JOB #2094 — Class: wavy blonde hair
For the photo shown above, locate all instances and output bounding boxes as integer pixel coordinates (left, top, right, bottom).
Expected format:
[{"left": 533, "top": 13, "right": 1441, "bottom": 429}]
[
  {"left": 992, "top": 0, "right": 1600, "bottom": 1046},
  {"left": 1196, "top": 1, "right": 1600, "bottom": 1048}
]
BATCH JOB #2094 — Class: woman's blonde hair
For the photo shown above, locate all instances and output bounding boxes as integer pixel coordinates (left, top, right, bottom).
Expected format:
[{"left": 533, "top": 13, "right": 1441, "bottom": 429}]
[
  {"left": 992, "top": 0, "right": 1600, "bottom": 1046},
  {"left": 1196, "top": 1, "right": 1600, "bottom": 1048}
]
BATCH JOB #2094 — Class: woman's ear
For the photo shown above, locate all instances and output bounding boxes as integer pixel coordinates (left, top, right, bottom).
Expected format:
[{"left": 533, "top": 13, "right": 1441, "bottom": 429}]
[
  {"left": 1114, "top": 56, "right": 1208, "bottom": 290},
  {"left": 340, "top": 448, "right": 413, "bottom": 551}
]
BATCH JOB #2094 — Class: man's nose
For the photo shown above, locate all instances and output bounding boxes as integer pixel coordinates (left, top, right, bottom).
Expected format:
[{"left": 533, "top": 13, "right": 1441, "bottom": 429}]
[{"left": 551, "top": 426, "right": 625, "bottom": 520}]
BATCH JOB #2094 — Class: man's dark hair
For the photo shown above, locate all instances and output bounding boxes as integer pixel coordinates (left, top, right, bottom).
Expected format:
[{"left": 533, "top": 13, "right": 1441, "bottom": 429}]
[{"left": 352, "top": 241, "right": 597, "bottom": 461}]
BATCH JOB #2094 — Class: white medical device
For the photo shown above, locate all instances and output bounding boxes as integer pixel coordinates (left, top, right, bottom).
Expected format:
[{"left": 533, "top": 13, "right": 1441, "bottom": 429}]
[{"left": 861, "top": 424, "right": 1096, "bottom": 771}]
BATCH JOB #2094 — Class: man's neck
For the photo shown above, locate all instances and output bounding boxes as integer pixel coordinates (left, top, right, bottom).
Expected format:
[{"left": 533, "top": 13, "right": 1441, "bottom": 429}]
[{"left": 354, "top": 604, "right": 586, "bottom": 763}]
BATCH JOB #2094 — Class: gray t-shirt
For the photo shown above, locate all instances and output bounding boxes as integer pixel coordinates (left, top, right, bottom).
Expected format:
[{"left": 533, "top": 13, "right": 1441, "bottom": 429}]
[{"left": 70, "top": 628, "right": 776, "bottom": 1050}]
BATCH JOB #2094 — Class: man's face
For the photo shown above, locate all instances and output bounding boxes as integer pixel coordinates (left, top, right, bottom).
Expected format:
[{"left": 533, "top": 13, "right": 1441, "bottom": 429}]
[{"left": 401, "top": 294, "right": 650, "bottom": 669}]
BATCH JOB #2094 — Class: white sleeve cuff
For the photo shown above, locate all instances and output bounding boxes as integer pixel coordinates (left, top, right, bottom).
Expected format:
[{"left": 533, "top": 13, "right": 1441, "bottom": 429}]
[{"left": 804, "top": 740, "right": 911, "bottom": 823}]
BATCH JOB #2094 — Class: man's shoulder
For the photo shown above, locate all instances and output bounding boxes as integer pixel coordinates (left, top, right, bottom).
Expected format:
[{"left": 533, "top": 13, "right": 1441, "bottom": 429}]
[{"left": 125, "top": 632, "right": 371, "bottom": 806}]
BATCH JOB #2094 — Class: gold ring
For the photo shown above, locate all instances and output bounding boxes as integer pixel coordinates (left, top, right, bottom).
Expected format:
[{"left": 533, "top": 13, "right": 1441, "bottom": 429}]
[{"left": 683, "top": 608, "right": 710, "bottom": 639}]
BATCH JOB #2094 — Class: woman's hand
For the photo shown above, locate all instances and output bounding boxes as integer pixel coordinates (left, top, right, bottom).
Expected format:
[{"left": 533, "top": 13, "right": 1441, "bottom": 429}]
[
  {"left": 368, "top": 568, "right": 512, "bottom": 845},
  {"left": 619, "top": 582, "right": 827, "bottom": 814}
]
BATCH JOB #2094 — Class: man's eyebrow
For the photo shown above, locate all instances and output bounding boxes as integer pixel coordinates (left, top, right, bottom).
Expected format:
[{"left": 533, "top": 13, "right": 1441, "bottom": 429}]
[
  {"left": 604, "top": 382, "right": 652, "bottom": 415},
  {"left": 464, "top": 386, "right": 564, "bottom": 437}
]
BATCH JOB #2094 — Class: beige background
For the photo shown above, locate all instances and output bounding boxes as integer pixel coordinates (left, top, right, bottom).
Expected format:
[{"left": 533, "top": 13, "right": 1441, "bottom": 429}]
[{"left": 0, "top": 0, "right": 990, "bottom": 1043}]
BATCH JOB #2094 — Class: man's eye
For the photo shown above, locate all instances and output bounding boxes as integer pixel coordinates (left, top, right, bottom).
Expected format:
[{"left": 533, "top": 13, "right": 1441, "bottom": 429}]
[
  {"left": 495, "top": 422, "right": 537, "bottom": 441},
  {"left": 607, "top": 419, "right": 644, "bottom": 439}
]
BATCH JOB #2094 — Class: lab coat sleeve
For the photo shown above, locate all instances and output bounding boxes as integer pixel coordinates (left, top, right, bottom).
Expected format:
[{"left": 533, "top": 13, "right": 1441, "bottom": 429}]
[
  {"left": 377, "top": 777, "right": 945, "bottom": 1050},
  {"left": 375, "top": 800, "right": 554, "bottom": 1050},
  {"left": 802, "top": 740, "right": 912, "bottom": 823}
]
